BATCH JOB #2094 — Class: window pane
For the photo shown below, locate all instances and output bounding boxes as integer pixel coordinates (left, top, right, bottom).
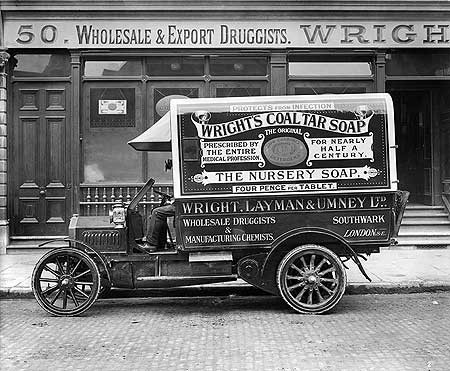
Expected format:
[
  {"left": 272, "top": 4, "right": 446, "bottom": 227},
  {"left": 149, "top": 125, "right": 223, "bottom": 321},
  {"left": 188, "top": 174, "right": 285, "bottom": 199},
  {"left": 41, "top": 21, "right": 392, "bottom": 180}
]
[
  {"left": 215, "top": 87, "right": 263, "bottom": 97},
  {"left": 152, "top": 87, "right": 200, "bottom": 120},
  {"left": 13, "top": 54, "right": 70, "bottom": 77},
  {"left": 386, "top": 52, "right": 450, "bottom": 76},
  {"left": 89, "top": 88, "right": 136, "bottom": 128},
  {"left": 84, "top": 60, "right": 141, "bottom": 76},
  {"left": 210, "top": 56, "right": 267, "bottom": 76},
  {"left": 84, "top": 86, "right": 140, "bottom": 183},
  {"left": 84, "top": 130, "right": 141, "bottom": 183},
  {"left": 289, "top": 62, "right": 372, "bottom": 77},
  {"left": 294, "top": 86, "right": 367, "bottom": 95},
  {"left": 148, "top": 87, "right": 200, "bottom": 183},
  {"left": 146, "top": 56, "right": 204, "bottom": 76}
]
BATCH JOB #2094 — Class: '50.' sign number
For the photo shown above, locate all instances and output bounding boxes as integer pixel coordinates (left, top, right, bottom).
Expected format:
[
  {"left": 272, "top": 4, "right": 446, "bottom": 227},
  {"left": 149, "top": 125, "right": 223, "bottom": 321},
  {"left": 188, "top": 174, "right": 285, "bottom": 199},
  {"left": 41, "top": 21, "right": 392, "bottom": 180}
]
[{"left": 16, "top": 24, "right": 58, "bottom": 44}]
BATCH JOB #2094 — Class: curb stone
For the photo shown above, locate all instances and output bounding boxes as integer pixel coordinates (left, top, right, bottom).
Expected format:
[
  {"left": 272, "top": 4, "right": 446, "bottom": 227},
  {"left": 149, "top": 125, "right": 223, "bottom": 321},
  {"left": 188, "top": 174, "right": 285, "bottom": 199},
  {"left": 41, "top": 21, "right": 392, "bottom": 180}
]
[{"left": 2, "top": 281, "right": 450, "bottom": 299}]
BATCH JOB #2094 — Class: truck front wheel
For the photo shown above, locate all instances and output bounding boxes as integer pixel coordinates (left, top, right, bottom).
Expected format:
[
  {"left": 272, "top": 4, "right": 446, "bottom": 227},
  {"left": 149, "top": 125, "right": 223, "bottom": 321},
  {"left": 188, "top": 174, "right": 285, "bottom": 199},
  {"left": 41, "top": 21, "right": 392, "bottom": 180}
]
[
  {"left": 277, "top": 244, "right": 347, "bottom": 314},
  {"left": 32, "top": 248, "right": 101, "bottom": 316}
]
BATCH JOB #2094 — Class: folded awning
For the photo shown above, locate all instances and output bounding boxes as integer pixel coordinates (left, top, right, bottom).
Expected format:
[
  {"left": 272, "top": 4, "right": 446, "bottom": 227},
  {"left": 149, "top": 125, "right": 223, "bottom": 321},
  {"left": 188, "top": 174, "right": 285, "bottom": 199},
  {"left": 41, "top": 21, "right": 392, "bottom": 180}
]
[{"left": 128, "top": 112, "right": 171, "bottom": 151}]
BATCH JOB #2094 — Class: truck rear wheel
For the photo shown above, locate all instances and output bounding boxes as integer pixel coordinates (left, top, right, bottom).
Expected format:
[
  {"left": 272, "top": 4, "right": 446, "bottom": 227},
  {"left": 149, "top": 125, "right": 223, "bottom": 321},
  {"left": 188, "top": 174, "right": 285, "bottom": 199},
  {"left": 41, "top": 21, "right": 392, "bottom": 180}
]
[{"left": 277, "top": 244, "right": 347, "bottom": 314}]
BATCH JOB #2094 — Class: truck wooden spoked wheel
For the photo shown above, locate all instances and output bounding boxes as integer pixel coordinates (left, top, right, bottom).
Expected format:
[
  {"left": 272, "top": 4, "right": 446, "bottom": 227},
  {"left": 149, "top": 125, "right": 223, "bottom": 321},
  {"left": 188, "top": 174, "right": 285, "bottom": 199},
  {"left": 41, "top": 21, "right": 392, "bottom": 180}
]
[
  {"left": 32, "top": 248, "right": 101, "bottom": 316},
  {"left": 277, "top": 244, "right": 347, "bottom": 314}
]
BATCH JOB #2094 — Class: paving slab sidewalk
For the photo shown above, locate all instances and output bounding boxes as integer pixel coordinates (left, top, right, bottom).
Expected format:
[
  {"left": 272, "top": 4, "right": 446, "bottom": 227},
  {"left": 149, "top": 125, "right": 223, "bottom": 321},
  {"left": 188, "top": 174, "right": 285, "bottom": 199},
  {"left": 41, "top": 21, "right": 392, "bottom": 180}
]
[{"left": 1, "top": 249, "right": 450, "bottom": 298}]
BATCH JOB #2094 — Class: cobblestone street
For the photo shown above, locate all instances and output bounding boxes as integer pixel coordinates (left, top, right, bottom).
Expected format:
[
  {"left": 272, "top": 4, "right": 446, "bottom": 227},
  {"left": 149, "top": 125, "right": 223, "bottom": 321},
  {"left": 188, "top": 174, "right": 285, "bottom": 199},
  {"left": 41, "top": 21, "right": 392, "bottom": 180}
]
[{"left": 1, "top": 292, "right": 449, "bottom": 371}]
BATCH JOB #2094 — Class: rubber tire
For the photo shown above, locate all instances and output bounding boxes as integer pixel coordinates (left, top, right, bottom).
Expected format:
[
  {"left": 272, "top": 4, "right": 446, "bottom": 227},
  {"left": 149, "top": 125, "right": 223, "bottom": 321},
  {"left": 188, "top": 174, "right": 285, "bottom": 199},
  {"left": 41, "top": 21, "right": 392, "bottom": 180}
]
[
  {"left": 32, "top": 247, "right": 101, "bottom": 316},
  {"left": 277, "top": 244, "right": 347, "bottom": 314}
]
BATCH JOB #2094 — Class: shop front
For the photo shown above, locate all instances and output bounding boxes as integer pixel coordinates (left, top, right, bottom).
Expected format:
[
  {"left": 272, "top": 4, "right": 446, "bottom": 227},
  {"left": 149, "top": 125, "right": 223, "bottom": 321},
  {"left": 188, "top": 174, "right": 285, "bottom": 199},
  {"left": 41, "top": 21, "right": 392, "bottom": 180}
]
[{"left": 0, "top": 1, "right": 449, "bottom": 250}]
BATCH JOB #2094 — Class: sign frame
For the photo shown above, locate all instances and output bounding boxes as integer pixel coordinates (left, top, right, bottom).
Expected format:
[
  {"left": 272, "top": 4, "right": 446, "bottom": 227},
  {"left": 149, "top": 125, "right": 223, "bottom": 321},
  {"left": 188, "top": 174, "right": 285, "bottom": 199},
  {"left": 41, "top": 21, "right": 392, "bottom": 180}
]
[{"left": 170, "top": 93, "right": 398, "bottom": 199}]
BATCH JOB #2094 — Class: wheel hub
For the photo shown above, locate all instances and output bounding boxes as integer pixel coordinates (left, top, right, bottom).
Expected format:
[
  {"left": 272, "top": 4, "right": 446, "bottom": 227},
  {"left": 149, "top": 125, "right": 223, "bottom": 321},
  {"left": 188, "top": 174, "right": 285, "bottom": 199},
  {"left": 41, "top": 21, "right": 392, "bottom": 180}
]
[
  {"left": 59, "top": 275, "right": 74, "bottom": 289},
  {"left": 303, "top": 269, "right": 320, "bottom": 289}
]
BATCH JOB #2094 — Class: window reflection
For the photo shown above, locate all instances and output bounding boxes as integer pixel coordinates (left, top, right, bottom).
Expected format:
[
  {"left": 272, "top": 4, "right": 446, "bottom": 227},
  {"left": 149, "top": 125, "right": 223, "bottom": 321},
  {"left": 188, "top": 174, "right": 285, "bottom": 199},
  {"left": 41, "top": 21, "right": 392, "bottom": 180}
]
[
  {"left": 13, "top": 54, "right": 70, "bottom": 77},
  {"left": 148, "top": 87, "right": 200, "bottom": 183},
  {"left": 215, "top": 87, "right": 263, "bottom": 97},
  {"left": 146, "top": 56, "right": 204, "bottom": 76},
  {"left": 289, "top": 62, "right": 372, "bottom": 77},
  {"left": 294, "top": 87, "right": 367, "bottom": 95},
  {"left": 84, "top": 60, "right": 141, "bottom": 76},
  {"left": 386, "top": 52, "right": 450, "bottom": 76},
  {"left": 210, "top": 57, "right": 267, "bottom": 76},
  {"left": 83, "top": 130, "right": 140, "bottom": 183},
  {"left": 84, "top": 86, "right": 140, "bottom": 183},
  {"left": 90, "top": 88, "right": 136, "bottom": 128}
]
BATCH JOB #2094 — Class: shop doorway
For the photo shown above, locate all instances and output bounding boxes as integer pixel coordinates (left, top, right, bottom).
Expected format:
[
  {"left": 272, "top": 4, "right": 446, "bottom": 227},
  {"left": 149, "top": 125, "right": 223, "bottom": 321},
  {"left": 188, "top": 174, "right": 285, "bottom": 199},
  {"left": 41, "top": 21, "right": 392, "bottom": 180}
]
[
  {"left": 389, "top": 90, "right": 432, "bottom": 204},
  {"left": 9, "top": 81, "right": 72, "bottom": 237}
]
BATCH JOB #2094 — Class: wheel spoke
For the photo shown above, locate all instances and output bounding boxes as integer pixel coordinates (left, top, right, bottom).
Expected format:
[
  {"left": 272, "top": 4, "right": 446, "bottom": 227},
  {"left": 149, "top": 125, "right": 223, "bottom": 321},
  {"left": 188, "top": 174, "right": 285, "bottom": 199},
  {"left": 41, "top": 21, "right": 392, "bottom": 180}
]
[
  {"left": 39, "top": 278, "right": 59, "bottom": 283},
  {"left": 70, "top": 259, "right": 83, "bottom": 276},
  {"left": 300, "top": 257, "right": 308, "bottom": 270},
  {"left": 67, "top": 255, "right": 70, "bottom": 274},
  {"left": 318, "top": 283, "right": 334, "bottom": 295},
  {"left": 43, "top": 264, "right": 61, "bottom": 278},
  {"left": 41, "top": 284, "right": 59, "bottom": 296},
  {"left": 307, "top": 289, "right": 313, "bottom": 305},
  {"left": 286, "top": 274, "right": 303, "bottom": 281},
  {"left": 287, "top": 281, "right": 306, "bottom": 291},
  {"left": 314, "top": 287, "right": 324, "bottom": 302},
  {"left": 295, "top": 286, "right": 307, "bottom": 301},
  {"left": 50, "top": 288, "right": 63, "bottom": 304},
  {"left": 309, "top": 254, "right": 316, "bottom": 270},
  {"left": 74, "top": 281, "right": 94, "bottom": 286},
  {"left": 68, "top": 288, "right": 79, "bottom": 306},
  {"left": 314, "top": 258, "right": 327, "bottom": 273},
  {"left": 318, "top": 267, "right": 336, "bottom": 276},
  {"left": 320, "top": 277, "right": 338, "bottom": 284},
  {"left": 55, "top": 257, "right": 65, "bottom": 275},
  {"left": 73, "top": 269, "right": 91, "bottom": 280},
  {"left": 290, "top": 264, "right": 305, "bottom": 275},
  {"left": 73, "top": 286, "right": 89, "bottom": 299},
  {"left": 62, "top": 290, "right": 68, "bottom": 309}
]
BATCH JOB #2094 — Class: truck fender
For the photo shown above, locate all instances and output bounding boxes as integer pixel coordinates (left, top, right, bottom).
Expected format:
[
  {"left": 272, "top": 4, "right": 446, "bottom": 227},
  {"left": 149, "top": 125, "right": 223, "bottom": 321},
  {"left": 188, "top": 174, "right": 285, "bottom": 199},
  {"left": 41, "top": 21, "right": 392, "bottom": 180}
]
[
  {"left": 38, "top": 238, "right": 112, "bottom": 285},
  {"left": 266, "top": 227, "right": 371, "bottom": 281},
  {"left": 238, "top": 228, "right": 372, "bottom": 295}
]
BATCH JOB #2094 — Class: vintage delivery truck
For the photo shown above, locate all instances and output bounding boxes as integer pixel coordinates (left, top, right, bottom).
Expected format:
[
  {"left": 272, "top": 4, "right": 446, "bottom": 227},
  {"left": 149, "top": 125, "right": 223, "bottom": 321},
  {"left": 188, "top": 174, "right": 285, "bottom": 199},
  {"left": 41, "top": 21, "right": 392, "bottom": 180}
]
[{"left": 32, "top": 93, "right": 408, "bottom": 316}]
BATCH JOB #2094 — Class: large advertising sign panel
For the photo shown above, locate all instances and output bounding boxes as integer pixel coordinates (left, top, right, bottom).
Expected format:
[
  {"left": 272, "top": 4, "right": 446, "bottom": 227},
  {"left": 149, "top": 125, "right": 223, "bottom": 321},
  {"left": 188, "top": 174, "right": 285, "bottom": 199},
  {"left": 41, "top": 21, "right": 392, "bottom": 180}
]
[
  {"left": 177, "top": 192, "right": 394, "bottom": 249},
  {"left": 171, "top": 94, "right": 397, "bottom": 199}
]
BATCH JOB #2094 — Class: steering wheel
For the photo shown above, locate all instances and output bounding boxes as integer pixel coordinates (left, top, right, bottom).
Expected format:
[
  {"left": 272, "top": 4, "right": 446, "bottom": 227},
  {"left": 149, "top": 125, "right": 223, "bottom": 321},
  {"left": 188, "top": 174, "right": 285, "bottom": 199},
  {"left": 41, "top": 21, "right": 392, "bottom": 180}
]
[{"left": 153, "top": 189, "right": 173, "bottom": 201}]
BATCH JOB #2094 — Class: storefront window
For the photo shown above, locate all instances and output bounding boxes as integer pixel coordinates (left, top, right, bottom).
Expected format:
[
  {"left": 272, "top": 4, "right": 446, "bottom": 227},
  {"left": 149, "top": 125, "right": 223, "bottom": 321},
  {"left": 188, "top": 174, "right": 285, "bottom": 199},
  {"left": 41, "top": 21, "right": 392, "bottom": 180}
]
[
  {"left": 289, "top": 62, "right": 372, "bottom": 77},
  {"left": 83, "top": 130, "right": 141, "bottom": 183},
  {"left": 13, "top": 54, "right": 70, "bottom": 77},
  {"left": 89, "top": 88, "right": 136, "bottom": 127},
  {"left": 146, "top": 56, "right": 204, "bottom": 76},
  {"left": 210, "top": 56, "right": 267, "bottom": 76},
  {"left": 215, "top": 87, "right": 263, "bottom": 97},
  {"left": 294, "top": 86, "right": 367, "bottom": 95},
  {"left": 83, "top": 86, "right": 141, "bottom": 183},
  {"left": 148, "top": 87, "right": 200, "bottom": 183},
  {"left": 84, "top": 60, "right": 141, "bottom": 76},
  {"left": 386, "top": 52, "right": 450, "bottom": 76}
]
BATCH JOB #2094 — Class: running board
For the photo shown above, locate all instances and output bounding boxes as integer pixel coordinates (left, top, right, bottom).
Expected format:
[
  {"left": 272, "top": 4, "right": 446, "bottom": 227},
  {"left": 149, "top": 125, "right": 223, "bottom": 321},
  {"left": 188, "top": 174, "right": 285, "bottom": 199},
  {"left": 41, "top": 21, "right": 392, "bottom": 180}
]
[{"left": 135, "top": 274, "right": 237, "bottom": 288}]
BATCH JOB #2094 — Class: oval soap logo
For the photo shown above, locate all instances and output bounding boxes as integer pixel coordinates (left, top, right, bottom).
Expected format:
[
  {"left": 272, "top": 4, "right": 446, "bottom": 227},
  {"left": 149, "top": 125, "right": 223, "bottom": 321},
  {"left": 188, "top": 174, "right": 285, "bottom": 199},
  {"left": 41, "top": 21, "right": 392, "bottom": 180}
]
[{"left": 263, "top": 137, "right": 307, "bottom": 167}]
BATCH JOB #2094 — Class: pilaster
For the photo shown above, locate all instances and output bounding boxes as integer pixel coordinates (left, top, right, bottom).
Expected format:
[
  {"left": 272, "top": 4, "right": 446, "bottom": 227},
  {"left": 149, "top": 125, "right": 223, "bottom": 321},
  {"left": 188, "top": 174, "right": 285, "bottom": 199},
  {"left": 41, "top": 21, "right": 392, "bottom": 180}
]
[
  {"left": 270, "top": 53, "right": 287, "bottom": 96},
  {"left": 0, "top": 51, "right": 10, "bottom": 254}
]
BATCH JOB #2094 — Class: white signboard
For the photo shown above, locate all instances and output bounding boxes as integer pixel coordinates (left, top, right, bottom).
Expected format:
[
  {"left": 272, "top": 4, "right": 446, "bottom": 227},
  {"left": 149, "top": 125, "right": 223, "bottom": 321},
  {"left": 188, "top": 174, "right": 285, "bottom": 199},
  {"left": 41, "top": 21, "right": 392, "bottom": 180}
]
[
  {"left": 98, "top": 100, "right": 127, "bottom": 115},
  {"left": 4, "top": 20, "right": 450, "bottom": 48}
]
